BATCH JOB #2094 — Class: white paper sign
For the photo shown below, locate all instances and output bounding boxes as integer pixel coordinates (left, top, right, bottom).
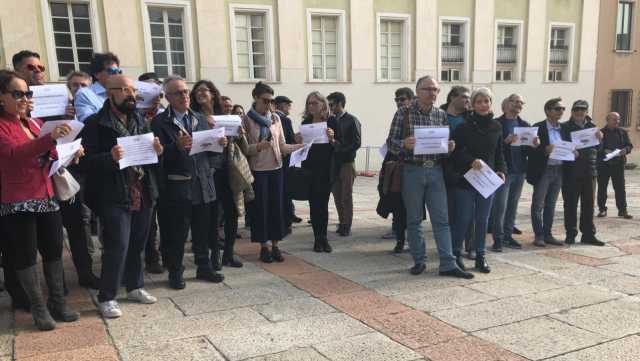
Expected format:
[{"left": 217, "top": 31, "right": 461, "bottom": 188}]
[
  {"left": 289, "top": 143, "right": 312, "bottom": 167},
  {"left": 413, "top": 127, "right": 449, "bottom": 155},
  {"left": 134, "top": 81, "right": 162, "bottom": 109},
  {"left": 213, "top": 115, "right": 242, "bottom": 137},
  {"left": 117, "top": 133, "right": 158, "bottom": 169},
  {"left": 49, "top": 138, "right": 82, "bottom": 177},
  {"left": 463, "top": 160, "right": 504, "bottom": 199},
  {"left": 38, "top": 119, "right": 84, "bottom": 144},
  {"left": 571, "top": 127, "right": 600, "bottom": 149},
  {"left": 30, "top": 84, "right": 69, "bottom": 118},
  {"left": 512, "top": 127, "right": 538, "bottom": 147},
  {"left": 379, "top": 143, "right": 388, "bottom": 158},
  {"left": 189, "top": 127, "right": 225, "bottom": 155},
  {"left": 549, "top": 140, "right": 576, "bottom": 161},
  {"left": 300, "top": 122, "right": 328, "bottom": 144},
  {"left": 604, "top": 149, "right": 622, "bottom": 162}
]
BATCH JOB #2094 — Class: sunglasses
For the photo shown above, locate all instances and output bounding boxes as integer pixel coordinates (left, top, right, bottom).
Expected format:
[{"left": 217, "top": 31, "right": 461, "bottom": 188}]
[
  {"left": 26, "top": 64, "right": 45, "bottom": 73},
  {"left": 106, "top": 67, "right": 123, "bottom": 75},
  {"left": 6, "top": 90, "right": 34, "bottom": 99},
  {"left": 552, "top": 106, "right": 566, "bottom": 112},
  {"left": 261, "top": 98, "right": 275, "bottom": 105}
]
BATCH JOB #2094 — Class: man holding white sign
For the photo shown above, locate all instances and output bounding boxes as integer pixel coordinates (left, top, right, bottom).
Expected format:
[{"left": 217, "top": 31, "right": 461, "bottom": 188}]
[{"left": 560, "top": 100, "right": 604, "bottom": 246}]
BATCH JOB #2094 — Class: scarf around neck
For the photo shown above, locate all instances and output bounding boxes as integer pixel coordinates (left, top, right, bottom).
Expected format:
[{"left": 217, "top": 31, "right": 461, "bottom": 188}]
[{"left": 248, "top": 106, "right": 273, "bottom": 141}]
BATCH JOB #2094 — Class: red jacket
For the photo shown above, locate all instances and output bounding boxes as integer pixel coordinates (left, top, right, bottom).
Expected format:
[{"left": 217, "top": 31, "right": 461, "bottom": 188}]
[{"left": 0, "top": 115, "right": 57, "bottom": 204}]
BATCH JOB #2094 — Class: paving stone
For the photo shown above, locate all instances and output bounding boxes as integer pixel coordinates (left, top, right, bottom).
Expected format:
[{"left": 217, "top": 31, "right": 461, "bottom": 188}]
[
  {"left": 550, "top": 298, "right": 640, "bottom": 338},
  {"left": 171, "top": 283, "right": 308, "bottom": 315},
  {"left": 362, "top": 309, "right": 466, "bottom": 349},
  {"left": 0, "top": 334, "right": 11, "bottom": 357},
  {"left": 286, "top": 271, "right": 366, "bottom": 298},
  {"left": 544, "top": 250, "right": 614, "bottom": 267},
  {"left": 121, "top": 337, "right": 225, "bottom": 361},
  {"left": 252, "top": 297, "right": 337, "bottom": 322},
  {"left": 462, "top": 262, "right": 535, "bottom": 282},
  {"left": 526, "top": 284, "right": 620, "bottom": 310},
  {"left": 322, "top": 290, "right": 410, "bottom": 319},
  {"left": 590, "top": 274, "right": 640, "bottom": 295},
  {"left": 105, "top": 298, "right": 184, "bottom": 326},
  {"left": 499, "top": 253, "right": 579, "bottom": 271},
  {"left": 564, "top": 245, "right": 628, "bottom": 259},
  {"left": 14, "top": 324, "right": 109, "bottom": 359},
  {"left": 207, "top": 313, "right": 372, "bottom": 361},
  {"left": 222, "top": 270, "right": 289, "bottom": 289},
  {"left": 545, "top": 265, "right": 623, "bottom": 285},
  {"left": 16, "top": 344, "right": 119, "bottom": 361},
  {"left": 362, "top": 272, "right": 472, "bottom": 297},
  {"left": 474, "top": 317, "right": 607, "bottom": 360},
  {"left": 244, "top": 347, "right": 330, "bottom": 361},
  {"left": 416, "top": 336, "right": 528, "bottom": 361},
  {"left": 393, "top": 286, "right": 496, "bottom": 312},
  {"left": 432, "top": 297, "right": 557, "bottom": 332},
  {"left": 547, "top": 335, "right": 640, "bottom": 361},
  {"left": 314, "top": 332, "right": 423, "bottom": 361},
  {"left": 259, "top": 256, "right": 323, "bottom": 277},
  {"left": 109, "top": 307, "right": 269, "bottom": 349},
  {"left": 466, "top": 274, "right": 566, "bottom": 298}
]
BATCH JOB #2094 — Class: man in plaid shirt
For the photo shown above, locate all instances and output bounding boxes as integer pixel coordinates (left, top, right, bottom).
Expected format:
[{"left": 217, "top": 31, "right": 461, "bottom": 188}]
[{"left": 387, "top": 75, "right": 473, "bottom": 279}]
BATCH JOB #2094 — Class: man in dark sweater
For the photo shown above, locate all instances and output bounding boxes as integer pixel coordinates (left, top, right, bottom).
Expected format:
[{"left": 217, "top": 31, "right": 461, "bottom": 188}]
[
  {"left": 597, "top": 112, "right": 633, "bottom": 219},
  {"left": 328, "top": 92, "right": 361, "bottom": 237},
  {"left": 275, "top": 95, "right": 302, "bottom": 228},
  {"left": 560, "top": 100, "right": 604, "bottom": 246}
]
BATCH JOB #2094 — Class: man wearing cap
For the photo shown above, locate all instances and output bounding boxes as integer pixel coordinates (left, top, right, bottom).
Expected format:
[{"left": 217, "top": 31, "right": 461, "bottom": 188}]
[
  {"left": 275, "top": 95, "right": 302, "bottom": 228},
  {"left": 560, "top": 100, "right": 604, "bottom": 246}
]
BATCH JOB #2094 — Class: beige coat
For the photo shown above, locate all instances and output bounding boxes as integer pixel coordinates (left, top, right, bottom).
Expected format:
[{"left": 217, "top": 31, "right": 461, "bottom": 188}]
[{"left": 241, "top": 113, "right": 297, "bottom": 171}]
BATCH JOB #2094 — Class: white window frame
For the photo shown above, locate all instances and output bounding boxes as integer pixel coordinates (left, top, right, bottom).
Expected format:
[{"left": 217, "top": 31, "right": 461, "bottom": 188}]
[
  {"left": 438, "top": 17, "right": 470, "bottom": 83},
  {"left": 141, "top": 0, "right": 196, "bottom": 81},
  {"left": 229, "top": 3, "right": 276, "bottom": 82},
  {"left": 546, "top": 22, "right": 575, "bottom": 83},
  {"left": 493, "top": 19, "right": 524, "bottom": 83},
  {"left": 40, "top": 0, "right": 103, "bottom": 81},
  {"left": 376, "top": 12, "right": 411, "bottom": 82},
  {"left": 306, "top": 8, "right": 347, "bottom": 82},
  {"left": 615, "top": 0, "right": 636, "bottom": 52}
]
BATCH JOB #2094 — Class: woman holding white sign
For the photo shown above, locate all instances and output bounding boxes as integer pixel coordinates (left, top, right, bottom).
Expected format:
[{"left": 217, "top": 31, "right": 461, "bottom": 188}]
[{"left": 450, "top": 88, "right": 506, "bottom": 273}]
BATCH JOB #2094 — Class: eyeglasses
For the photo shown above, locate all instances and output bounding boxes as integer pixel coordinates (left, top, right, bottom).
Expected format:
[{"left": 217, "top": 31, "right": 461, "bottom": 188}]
[
  {"left": 168, "top": 89, "right": 190, "bottom": 97},
  {"left": 25, "top": 64, "right": 45, "bottom": 73},
  {"left": 260, "top": 97, "right": 275, "bottom": 105},
  {"left": 418, "top": 87, "right": 439, "bottom": 93},
  {"left": 5, "top": 90, "right": 34, "bottom": 99},
  {"left": 552, "top": 106, "right": 566, "bottom": 112},
  {"left": 106, "top": 67, "right": 123, "bottom": 75},
  {"left": 394, "top": 97, "right": 407, "bottom": 103},
  {"left": 108, "top": 87, "right": 138, "bottom": 95}
]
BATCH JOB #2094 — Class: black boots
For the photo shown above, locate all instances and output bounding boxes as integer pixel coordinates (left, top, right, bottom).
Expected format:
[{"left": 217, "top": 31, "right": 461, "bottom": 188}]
[
  {"left": 313, "top": 238, "right": 332, "bottom": 253},
  {"left": 43, "top": 260, "right": 80, "bottom": 323},
  {"left": 475, "top": 255, "right": 491, "bottom": 273},
  {"left": 222, "top": 237, "right": 243, "bottom": 268},
  {"left": 16, "top": 265, "right": 56, "bottom": 331},
  {"left": 393, "top": 240, "right": 404, "bottom": 253}
]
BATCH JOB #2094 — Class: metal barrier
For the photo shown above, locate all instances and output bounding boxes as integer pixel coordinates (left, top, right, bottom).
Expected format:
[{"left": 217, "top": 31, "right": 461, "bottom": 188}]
[{"left": 355, "top": 146, "right": 385, "bottom": 173}]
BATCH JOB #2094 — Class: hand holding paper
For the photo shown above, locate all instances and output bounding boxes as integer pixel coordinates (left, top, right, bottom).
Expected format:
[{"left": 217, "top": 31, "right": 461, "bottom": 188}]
[
  {"left": 413, "top": 127, "right": 449, "bottom": 155},
  {"left": 604, "top": 149, "right": 622, "bottom": 162},
  {"left": 117, "top": 133, "right": 158, "bottom": 169},
  {"left": 189, "top": 128, "right": 225, "bottom": 155},
  {"left": 39, "top": 119, "right": 84, "bottom": 144},
  {"left": 463, "top": 160, "right": 504, "bottom": 199},
  {"left": 300, "top": 123, "right": 328, "bottom": 144},
  {"left": 549, "top": 140, "right": 576, "bottom": 161},
  {"left": 134, "top": 81, "right": 162, "bottom": 110},
  {"left": 213, "top": 115, "right": 242, "bottom": 136},
  {"left": 49, "top": 139, "right": 83, "bottom": 176},
  {"left": 30, "top": 84, "right": 69, "bottom": 118},
  {"left": 512, "top": 127, "right": 538, "bottom": 146},
  {"left": 571, "top": 127, "right": 600, "bottom": 149}
]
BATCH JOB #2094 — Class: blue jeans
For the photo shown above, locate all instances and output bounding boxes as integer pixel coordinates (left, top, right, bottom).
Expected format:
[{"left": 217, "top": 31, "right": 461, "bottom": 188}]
[
  {"left": 451, "top": 187, "right": 494, "bottom": 257},
  {"left": 401, "top": 164, "right": 457, "bottom": 271},
  {"left": 491, "top": 173, "right": 526, "bottom": 245},
  {"left": 531, "top": 165, "right": 563, "bottom": 239}
]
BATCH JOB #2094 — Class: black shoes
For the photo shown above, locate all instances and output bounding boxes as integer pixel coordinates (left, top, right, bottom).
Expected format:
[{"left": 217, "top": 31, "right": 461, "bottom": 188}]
[
  {"left": 581, "top": 236, "right": 605, "bottom": 246},
  {"left": 475, "top": 256, "right": 491, "bottom": 274},
  {"left": 512, "top": 226, "right": 523, "bottom": 235},
  {"left": 78, "top": 273, "right": 100, "bottom": 289},
  {"left": 168, "top": 269, "right": 186, "bottom": 290},
  {"left": 544, "top": 236, "right": 564, "bottom": 246},
  {"left": 313, "top": 239, "right": 323, "bottom": 253},
  {"left": 291, "top": 215, "right": 302, "bottom": 223},
  {"left": 491, "top": 244, "right": 503, "bottom": 252},
  {"left": 393, "top": 240, "right": 404, "bottom": 254},
  {"left": 504, "top": 238, "right": 522, "bottom": 249},
  {"left": 338, "top": 226, "right": 352, "bottom": 237},
  {"left": 466, "top": 250, "right": 476, "bottom": 260},
  {"left": 146, "top": 262, "right": 165, "bottom": 274},
  {"left": 271, "top": 247, "right": 285, "bottom": 262},
  {"left": 222, "top": 255, "right": 244, "bottom": 268},
  {"left": 597, "top": 210, "right": 607, "bottom": 218},
  {"left": 410, "top": 263, "right": 426, "bottom": 275},
  {"left": 259, "top": 247, "right": 273, "bottom": 263},
  {"left": 455, "top": 256, "right": 466, "bottom": 271},
  {"left": 439, "top": 268, "right": 474, "bottom": 279},
  {"left": 619, "top": 211, "right": 633, "bottom": 219},
  {"left": 564, "top": 237, "right": 576, "bottom": 245},
  {"left": 196, "top": 268, "right": 224, "bottom": 283}
]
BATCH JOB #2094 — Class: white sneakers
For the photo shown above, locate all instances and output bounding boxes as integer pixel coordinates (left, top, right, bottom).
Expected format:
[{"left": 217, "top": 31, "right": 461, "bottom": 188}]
[
  {"left": 98, "top": 300, "right": 122, "bottom": 318},
  {"left": 127, "top": 288, "right": 158, "bottom": 304},
  {"left": 98, "top": 289, "right": 157, "bottom": 319}
]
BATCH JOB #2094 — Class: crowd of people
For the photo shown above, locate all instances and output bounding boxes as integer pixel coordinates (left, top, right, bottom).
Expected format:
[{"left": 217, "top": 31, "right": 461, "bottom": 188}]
[{"left": 0, "top": 50, "right": 633, "bottom": 332}]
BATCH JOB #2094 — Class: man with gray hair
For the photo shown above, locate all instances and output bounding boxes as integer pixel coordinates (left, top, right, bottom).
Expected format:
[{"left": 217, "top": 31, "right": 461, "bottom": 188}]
[
  {"left": 491, "top": 94, "right": 538, "bottom": 251},
  {"left": 386, "top": 75, "right": 473, "bottom": 279}
]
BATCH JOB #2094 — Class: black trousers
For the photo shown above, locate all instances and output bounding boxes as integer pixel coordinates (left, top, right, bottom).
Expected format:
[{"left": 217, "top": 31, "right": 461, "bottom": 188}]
[
  {"left": 0, "top": 216, "right": 29, "bottom": 306},
  {"left": 597, "top": 162, "right": 627, "bottom": 213},
  {"left": 59, "top": 172, "right": 95, "bottom": 278},
  {"left": 98, "top": 205, "right": 152, "bottom": 302},
  {"left": 308, "top": 170, "right": 331, "bottom": 240},
  {"left": 145, "top": 206, "right": 161, "bottom": 265},
  {"left": 159, "top": 201, "right": 218, "bottom": 273},
  {"left": 562, "top": 173, "right": 596, "bottom": 238},
  {"left": 213, "top": 169, "right": 238, "bottom": 246},
  {"left": 250, "top": 169, "right": 285, "bottom": 243},
  {"left": 5, "top": 211, "right": 63, "bottom": 270}
]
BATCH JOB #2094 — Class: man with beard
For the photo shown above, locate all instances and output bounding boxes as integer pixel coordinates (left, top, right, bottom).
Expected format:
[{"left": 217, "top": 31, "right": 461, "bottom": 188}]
[{"left": 80, "top": 75, "right": 163, "bottom": 318}]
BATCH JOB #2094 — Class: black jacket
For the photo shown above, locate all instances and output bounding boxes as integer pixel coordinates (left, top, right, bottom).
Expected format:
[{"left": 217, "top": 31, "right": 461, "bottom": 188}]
[
  {"left": 526, "top": 120, "right": 555, "bottom": 185},
  {"left": 598, "top": 126, "right": 633, "bottom": 164},
  {"left": 80, "top": 101, "right": 159, "bottom": 214},
  {"left": 561, "top": 118, "right": 598, "bottom": 177},
  {"left": 451, "top": 112, "right": 506, "bottom": 188},
  {"left": 151, "top": 107, "right": 217, "bottom": 205},
  {"left": 276, "top": 111, "right": 296, "bottom": 145},
  {"left": 496, "top": 115, "right": 531, "bottom": 174},
  {"left": 328, "top": 112, "right": 361, "bottom": 164}
]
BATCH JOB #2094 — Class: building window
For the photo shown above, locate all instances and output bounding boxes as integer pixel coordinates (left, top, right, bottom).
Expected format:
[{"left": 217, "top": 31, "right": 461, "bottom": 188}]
[
  {"left": 548, "top": 70, "right": 563, "bottom": 81},
  {"left": 234, "top": 12, "right": 267, "bottom": 80},
  {"left": 616, "top": 1, "right": 634, "bottom": 51},
  {"left": 441, "top": 69, "right": 460, "bottom": 82},
  {"left": 311, "top": 16, "right": 338, "bottom": 81},
  {"left": 611, "top": 90, "right": 632, "bottom": 127},
  {"left": 548, "top": 25, "right": 573, "bottom": 82},
  {"left": 147, "top": 7, "right": 186, "bottom": 78},
  {"left": 495, "top": 22, "right": 521, "bottom": 82},
  {"left": 496, "top": 70, "right": 512, "bottom": 82},
  {"left": 49, "top": 1, "right": 94, "bottom": 77},
  {"left": 379, "top": 19, "right": 403, "bottom": 81},
  {"left": 440, "top": 19, "right": 468, "bottom": 82}
]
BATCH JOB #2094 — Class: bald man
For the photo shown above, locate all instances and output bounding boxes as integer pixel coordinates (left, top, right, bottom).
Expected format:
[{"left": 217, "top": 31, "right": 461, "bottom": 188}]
[
  {"left": 597, "top": 112, "right": 634, "bottom": 219},
  {"left": 80, "top": 74, "right": 164, "bottom": 319}
]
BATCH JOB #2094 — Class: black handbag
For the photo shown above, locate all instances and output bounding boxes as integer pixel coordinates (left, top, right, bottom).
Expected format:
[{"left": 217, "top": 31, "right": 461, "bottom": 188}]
[{"left": 285, "top": 166, "right": 312, "bottom": 201}]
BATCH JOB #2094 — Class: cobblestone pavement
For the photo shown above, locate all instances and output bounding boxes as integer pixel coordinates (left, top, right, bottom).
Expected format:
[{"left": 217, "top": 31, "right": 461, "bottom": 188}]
[{"left": 2, "top": 170, "right": 640, "bottom": 360}]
